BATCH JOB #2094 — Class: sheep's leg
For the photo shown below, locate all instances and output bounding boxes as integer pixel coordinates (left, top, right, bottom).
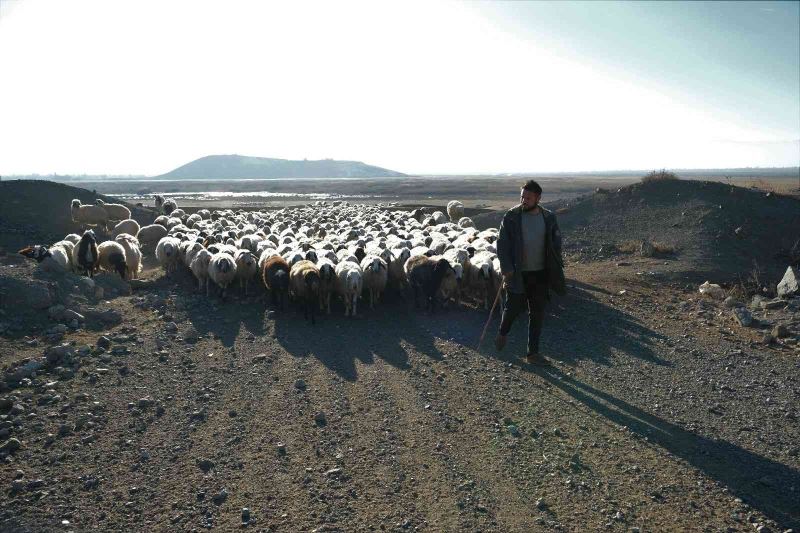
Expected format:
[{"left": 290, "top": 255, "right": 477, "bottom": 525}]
[
  {"left": 352, "top": 294, "right": 357, "bottom": 317},
  {"left": 326, "top": 292, "right": 331, "bottom": 315}
]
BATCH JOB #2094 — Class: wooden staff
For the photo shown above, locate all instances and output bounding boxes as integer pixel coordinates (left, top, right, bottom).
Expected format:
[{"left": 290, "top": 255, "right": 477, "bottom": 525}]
[{"left": 477, "top": 283, "right": 504, "bottom": 350}]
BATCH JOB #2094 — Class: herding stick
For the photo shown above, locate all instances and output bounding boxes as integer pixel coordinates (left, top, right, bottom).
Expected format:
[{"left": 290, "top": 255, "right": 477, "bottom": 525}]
[{"left": 477, "top": 283, "right": 504, "bottom": 350}]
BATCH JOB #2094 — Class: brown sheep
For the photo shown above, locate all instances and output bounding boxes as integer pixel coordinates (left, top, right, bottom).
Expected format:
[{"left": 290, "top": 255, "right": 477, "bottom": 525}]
[{"left": 261, "top": 255, "right": 290, "bottom": 311}]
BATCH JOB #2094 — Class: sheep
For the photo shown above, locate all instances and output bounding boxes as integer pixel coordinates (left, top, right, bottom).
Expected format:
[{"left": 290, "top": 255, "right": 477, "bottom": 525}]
[
  {"left": 469, "top": 250, "right": 497, "bottom": 309},
  {"left": 95, "top": 199, "right": 131, "bottom": 222},
  {"left": 154, "top": 195, "right": 178, "bottom": 215},
  {"left": 18, "top": 243, "right": 72, "bottom": 273},
  {"left": 335, "top": 261, "right": 363, "bottom": 317},
  {"left": 63, "top": 233, "right": 81, "bottom": 245},
  {"left": 189, "top": 249, "right": 213, "bottom": 295},
  {"left": 186, "top": 213, "right": 203, "bottom": 228},
  {"left": 207, "top": 252, "right": 237, "bottom": 299},
  {"left": 234, "top": 249, "right": 258, "bottom": 296},
  {"left": 430, "top": 256, "right": 461, "bottom": 307},
  {"left": 316, "top": 257, "right": 337, "bottom": 315},
  {"left": 71, "top": 199, "right": 108, "bottom": 228},
  {"left": 388, "top": 247, "right": 411, "bottom": 291},
  {"left": 405, "top": 255, "right": 455, "bottom": 312},
  {"left": 261, "top": 255, "right": 290, "bottom": 310},
  {"left": 136, "top": 224, "right": 168, "bottom": 253},
  {"left": 114, "top": 234, "right": 143, "bottom": 280},
  {"left": 73, "top": 230, "right": 99, "bottom": 277},
  {"left": 447, "top": 200, "right": 465, "bottom": 222},
  {"left": 97, "top": 240, "right": 128, "bottom": 279},
  {"left": 111, "top": 219, "right": 141, "bottom": 239},
  {"left": 458, "top": 217, "right": 475, "bottom": 229},
  {"left": 360, "top": 254, "right": 388, "bottom": 309},
  {"left": 290, "top": 260, "right": 321, "bottom": 324},
  {"left": 155, "top": 236, "right": 181, "bottom": 274}
]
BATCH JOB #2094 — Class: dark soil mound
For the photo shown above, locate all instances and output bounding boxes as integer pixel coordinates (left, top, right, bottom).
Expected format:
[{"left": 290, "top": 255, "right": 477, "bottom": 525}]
[
  {"left": 0, "top": 180, "right": 156, "bottom": 252},
  {"left": 473, "top": 180, "right": 800, "bottom": 282}
]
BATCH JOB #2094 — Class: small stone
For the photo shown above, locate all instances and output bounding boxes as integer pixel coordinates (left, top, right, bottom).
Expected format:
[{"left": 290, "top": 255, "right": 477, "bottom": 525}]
[
  {"left": 276, "top": 442, "right": 286, "bottom": 456},
  {"left": 165, "top": 322, "right": 178, "bottom": 333},
  {"left": 325, "top": 467, "right": 343, "bottom": 478},
  {"left": 212, "top": 488, "right": 228, "bottom": 505},
  {"left": 294, "top": 379, "right": 306, "bottom": 390},
  {"left": 137, "top": 397, "right": 154, "bottom": 409},
  {"left": 772, "top": 325, "right": 790, "bottom": 339},
  {"left": 252, "top": 354, "right": 269, "bottom": 363},
  {"left": 313, "top": 412, "right": 327, "bottom": 426},
  {"left": 536, "top": 498, "right": 546, "bottom": 510},
  {"left": 723, "top": 296, "right": 741, "bottom": 308},
  {"left": 732, "top": 307, "right": 753, "bottom": 327},
  {"left": 241, "top": 508, "right": 250, "bottom": 523},
  {"left": 196, "top": 458, "right": 215, "bottom": 472},
  {"left": 777, "top": 266, "right": 799, "bottom": 297},
  {"left": 0, "top": 438, "right": 22, "bottom": 454}
]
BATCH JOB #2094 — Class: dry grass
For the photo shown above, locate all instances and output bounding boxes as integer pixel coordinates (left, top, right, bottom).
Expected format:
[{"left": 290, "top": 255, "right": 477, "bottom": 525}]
[
  {"left": 641, "top": 169, "right": 680, "bottom": 183},
  {"left": 739, "top": 178, "right": 800, "bottom": 197},
  {"left": 615, "top": 239, "right": 676, "bottom": 256}
]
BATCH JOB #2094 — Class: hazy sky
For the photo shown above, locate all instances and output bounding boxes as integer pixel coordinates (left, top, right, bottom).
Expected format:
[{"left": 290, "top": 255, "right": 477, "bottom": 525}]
[{"left": 1, "top": 0, "right": 798, "bottom": 175}]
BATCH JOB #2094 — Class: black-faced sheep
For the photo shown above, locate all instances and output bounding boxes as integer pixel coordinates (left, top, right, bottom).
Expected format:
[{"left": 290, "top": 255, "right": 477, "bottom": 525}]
[
  {"left": 405, "top": 255, "right": 455, "bottom": 312},
  {"left": 97, "top": 241, "right": 128, "bottom": 279},
  {"left": 74, "top": 230, "right": 99, "bottom": 277},
  {"left": 262, "top": 255, "right": 290, "bottom": 310},
  {"left": 290, "top": 260, "right": 321, "bottom": 325},
  {"left": 315, "top": 257, "right": 336, "bottom": 315}
]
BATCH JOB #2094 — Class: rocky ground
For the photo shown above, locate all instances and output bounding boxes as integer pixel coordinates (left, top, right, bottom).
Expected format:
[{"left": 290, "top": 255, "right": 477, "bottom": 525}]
[{"left": 0, "top": 178, "right": 799, "bottom": 532}]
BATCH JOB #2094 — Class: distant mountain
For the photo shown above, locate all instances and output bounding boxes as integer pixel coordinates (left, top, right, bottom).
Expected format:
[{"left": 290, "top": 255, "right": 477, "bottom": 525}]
[{"left": 152, "top": 155, "right": 407, "bottom": 180}]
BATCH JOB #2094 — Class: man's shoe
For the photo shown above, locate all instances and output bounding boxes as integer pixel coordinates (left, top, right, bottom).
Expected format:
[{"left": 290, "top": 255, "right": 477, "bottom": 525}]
[
  {"left": 494, "top": 334, "right": 507, "bottom": 351},
  {"left": 525, "top": 352, "right": 551, "bottom": 366}
]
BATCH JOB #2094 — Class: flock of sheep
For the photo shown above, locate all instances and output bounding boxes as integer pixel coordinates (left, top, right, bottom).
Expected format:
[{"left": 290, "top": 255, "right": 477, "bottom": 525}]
[{"left": 20, "top": 196, "right": 505, "bottom": 324}]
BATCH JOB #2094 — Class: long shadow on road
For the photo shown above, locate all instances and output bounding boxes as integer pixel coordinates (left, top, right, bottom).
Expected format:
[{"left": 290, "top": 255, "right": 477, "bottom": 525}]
[{"left": 532, "top": 366, "right": 800, "bottom": 529}]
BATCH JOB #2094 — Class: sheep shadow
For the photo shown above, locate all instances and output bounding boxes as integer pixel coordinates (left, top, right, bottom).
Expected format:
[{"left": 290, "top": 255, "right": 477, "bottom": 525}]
[
  {"left": 272, "top": 291, "right": 447, "bottom": 381},
  {"left": 537, "top": 366, "right": 800, "bottom": 530},
  {"left": 477, "top": 279, "right": 672, "bottom": 367}
]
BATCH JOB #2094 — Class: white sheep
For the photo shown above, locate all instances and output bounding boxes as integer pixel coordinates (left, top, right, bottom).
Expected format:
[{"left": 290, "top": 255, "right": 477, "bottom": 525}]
[
  {"left": 447, "top": 200, "right": 465, "bottom": 222},
  {"left": 18, "top": 242, "right": 73, "bottom": 273},
  {"left": 71, "top": 199, "right": 108, "bottom": 228},
  {"left": 190, "top": 249, "right": 213, "bottom": 295},
  {"left": 388, "top": 247, "right": 411, "bottom": 290},
  {"left": 208, "top": 252, "right": 237, "bottom": 299},
  {"left": 360, "top": 254, "right": 388, "bottom": 309},
  {"left": 469, "top": 250, "right": 497, "bottom": 309},
  {"left": 111, "top": 219, "right": 141, "bottom": 239},
  {"left": 154, "top": 195, "right": 178, "bottom": 215},
  {"left": 136, "top": 224, "right": 169, "bottom": 253},
  {"left": 335, "top": 260, "right": 363, "bottom": 317},
  {"left": 114, "top": 234, "right": 143, "bottom": 280},
  {"left": 155, "top": 236, "right": 181, "bottom": 273},
  {"left": 63, "top": 233, "right": 81, "bottom": 245},
  {"left": 95, "top": 199, "right": 131, "bottom": 222}
]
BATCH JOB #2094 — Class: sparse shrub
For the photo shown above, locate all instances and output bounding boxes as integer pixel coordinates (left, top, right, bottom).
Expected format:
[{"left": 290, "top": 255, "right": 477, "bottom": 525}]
[
  {"left": 652, "top": 241, "right": 676, "bottom": 255},
  {"left": 615, "top": 240, "right": 639, "bottom": 254},
  {"left": 641, "top": 169, "right": 679, "bottom": 183}
]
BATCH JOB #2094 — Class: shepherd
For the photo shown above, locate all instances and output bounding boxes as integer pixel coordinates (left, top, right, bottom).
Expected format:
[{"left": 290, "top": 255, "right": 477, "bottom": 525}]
[{"left": 494, "top": 180, "right": 566, "bottom": 365}]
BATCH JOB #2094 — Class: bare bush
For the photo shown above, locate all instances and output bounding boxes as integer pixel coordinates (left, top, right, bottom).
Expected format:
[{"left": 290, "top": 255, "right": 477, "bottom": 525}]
[{"left": 642, "top": 169, "right": 679, "bottom": 183}]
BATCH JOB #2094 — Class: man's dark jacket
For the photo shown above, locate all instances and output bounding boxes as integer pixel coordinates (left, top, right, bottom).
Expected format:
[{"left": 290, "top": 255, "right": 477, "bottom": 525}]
[{"left": 496, "top": 205, "right": 566, "bottom": 296}]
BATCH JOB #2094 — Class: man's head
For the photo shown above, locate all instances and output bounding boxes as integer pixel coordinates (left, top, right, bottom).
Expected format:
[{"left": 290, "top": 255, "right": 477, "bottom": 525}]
[{"left": 520, "top": 180, "right": 542, "bottom": 212}]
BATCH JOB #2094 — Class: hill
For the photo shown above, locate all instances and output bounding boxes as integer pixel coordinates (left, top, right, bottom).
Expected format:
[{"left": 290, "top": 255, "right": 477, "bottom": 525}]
[
  {"left": 153, "top": 155, "right": 407, "bottom": 180},
  {"left": 472, "top": 178, "right": 800, "bottom": 283},
  {"left": 0, "top": 180, "right": 155, "bottom": 253}
]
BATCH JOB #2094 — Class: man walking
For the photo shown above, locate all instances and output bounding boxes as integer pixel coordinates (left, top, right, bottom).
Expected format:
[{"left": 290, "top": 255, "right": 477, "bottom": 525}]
[{"left": 494, "top": 180, "right": 566, "bottom": 365}]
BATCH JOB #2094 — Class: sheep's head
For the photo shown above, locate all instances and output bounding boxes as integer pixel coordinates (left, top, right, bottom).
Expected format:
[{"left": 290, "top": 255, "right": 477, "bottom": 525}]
[
  {"left": 319, "top": 263, "right": 335, "bottom": 281},
  {"left": 304, "top": 270, "right": 321, "bottom": 293},
  {"left": 71, "top": 199, "right": 82, "bottom": 210},
  {"left": 95, "top": 199, "right": 106, "bottom": 206},
  {"left": 218, "top": 257, "right": 233, "bottom": 273},
  {"left": 305, "top": 250, "right": 318, "bottom": 263},
  {"left": 82, "top": 229, "right": 97, "bottom": 243},
  {"left": 110, "top": 252, "right": 127, "bottom": 279},
  {"left": 19, "top": 245, "right": 51, "bottom": 262}
]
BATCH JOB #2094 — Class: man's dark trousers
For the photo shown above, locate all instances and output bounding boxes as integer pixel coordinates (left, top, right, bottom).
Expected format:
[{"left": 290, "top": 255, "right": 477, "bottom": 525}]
[{"left": 498, "top": 270, "right": 547, "bottom": 354}]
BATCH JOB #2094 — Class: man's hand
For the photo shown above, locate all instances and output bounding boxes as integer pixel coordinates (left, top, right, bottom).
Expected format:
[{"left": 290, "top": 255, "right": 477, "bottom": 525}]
[{"left": 502, "top": 271, "right": 513, "bottom": 288}]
